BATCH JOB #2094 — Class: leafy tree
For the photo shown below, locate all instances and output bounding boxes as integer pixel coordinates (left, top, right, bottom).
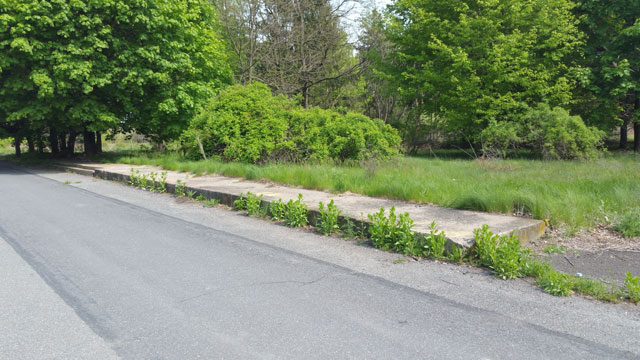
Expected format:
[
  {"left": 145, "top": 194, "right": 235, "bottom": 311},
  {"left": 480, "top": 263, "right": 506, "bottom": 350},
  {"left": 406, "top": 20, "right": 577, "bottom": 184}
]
[
  {"left": 0, "top": 0, "right": 231, "bottom": 156},
  {"left": 573, "top": 0, "right": 640, "bottom": 151},
  {"left": 384, "top": 0, "right": 584, "bottom": 149}
]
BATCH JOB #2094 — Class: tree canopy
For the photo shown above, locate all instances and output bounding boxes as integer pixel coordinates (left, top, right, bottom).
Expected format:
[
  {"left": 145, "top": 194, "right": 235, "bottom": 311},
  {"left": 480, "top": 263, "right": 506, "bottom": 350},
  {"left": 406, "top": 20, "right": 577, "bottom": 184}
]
[{"left": 0, "top": 0, "right": 231, "bottom": 155}]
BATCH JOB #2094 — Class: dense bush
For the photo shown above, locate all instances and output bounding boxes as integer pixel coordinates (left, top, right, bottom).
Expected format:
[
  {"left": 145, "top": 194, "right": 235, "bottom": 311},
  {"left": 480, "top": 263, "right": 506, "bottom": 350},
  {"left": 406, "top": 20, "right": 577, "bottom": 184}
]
[
  {"left": 181, "top": 82, "right": 402, "bottom": 163},
  {"left": 523, "top": 105, "right": 604, "bottom": 160},
  {"left": 480, "top": 104, "right": 604, "bottom": 160}
]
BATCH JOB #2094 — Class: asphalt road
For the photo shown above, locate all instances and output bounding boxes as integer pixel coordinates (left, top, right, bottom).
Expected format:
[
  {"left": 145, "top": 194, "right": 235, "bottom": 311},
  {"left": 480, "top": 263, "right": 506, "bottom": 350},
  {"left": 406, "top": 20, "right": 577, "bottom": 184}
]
[{"left": 0, "top": 161, "right": 639, "bottom": 359}]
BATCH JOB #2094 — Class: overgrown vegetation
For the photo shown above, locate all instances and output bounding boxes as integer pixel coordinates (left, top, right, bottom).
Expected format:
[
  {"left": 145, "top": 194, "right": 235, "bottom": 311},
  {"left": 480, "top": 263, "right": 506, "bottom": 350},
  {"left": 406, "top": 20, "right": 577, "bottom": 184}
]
[
  {"left": 318, "top": 200, "right": 342, "bottom": 235},
  {"left": 614, "top": 208, "right": 640, "bottom": 238},
  {"left": 181, "top": 83, "right": 402, "bottom": 163},
  {"left": 283, "top": 194, "right": 309, "bottom": 228},
  {"left": 115, "top": 169, "right": 639, "bottom": 304},
  {"left": 103, "top": 152, "right": 640, "bottom": 229}
]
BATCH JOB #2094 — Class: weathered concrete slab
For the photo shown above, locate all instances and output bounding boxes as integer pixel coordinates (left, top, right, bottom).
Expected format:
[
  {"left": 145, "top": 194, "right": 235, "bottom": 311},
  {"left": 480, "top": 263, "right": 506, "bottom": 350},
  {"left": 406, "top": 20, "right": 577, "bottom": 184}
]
[{"left": 55, "top": 161, "right": 545, "bottom": 249}]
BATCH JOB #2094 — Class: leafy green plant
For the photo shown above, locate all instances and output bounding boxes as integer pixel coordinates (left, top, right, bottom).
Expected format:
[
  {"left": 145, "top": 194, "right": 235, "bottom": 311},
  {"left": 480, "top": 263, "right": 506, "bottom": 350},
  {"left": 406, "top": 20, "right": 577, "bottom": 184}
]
[
  {"left": 317, "top": 200, "right": 342, "bottom": 235},
  {"left": 423, "top": 222, "right": 447, "bottom": 259},
  {"left": 446, "top": 245, "right": 467, "bottom": 263},
  {"left": 284, "top": 194, "right": 308, "bottom": 227},
  {"left": 245, "top": 192, "right": 263, "bottom": 216},
  {"left": 472, "top": 225, "right": 530, "bottom": 280},
  {"left": 181, "top": 82, "right": 401, "bottom": 163},
  {"left": 149, "top": 172, "right": 158, "bottom": 191},
  {"left": 186, "top": 190, "right": 196, "bottom": 199},
  {"left": 175, "top": 179, "right": 186, "bottom": 197},
  {"left": 341, "top": 219, "right": 357, "bottom": 239},
  {"left": 270, "top": 198, "right": 287, "bottom": 221},
  {"left": 536, "top": 269, "right": 574, "bottom": 297},
  {"left": 234, "top": 193, "right": 246, "bottom": 210},
  {"left": 129, "top": 168, "right": 138, "bottom": 186},
  {"left": 196, "top": 194, "right": 207, "bottom": 201},
  {"left": 367, "top": 207, "right": 415, "bottom": 254},
  {"left": 158, "top": 172, "right": 168, "bottom": 193},
  {"left": 614, "top": 208, "right": 640, "bottom": 238},
  {"left": 139, "top": 173, "right": 149, "bottom": 189},
  {"left": 623, "top": 272, "right": 640, "bottom": 304}
]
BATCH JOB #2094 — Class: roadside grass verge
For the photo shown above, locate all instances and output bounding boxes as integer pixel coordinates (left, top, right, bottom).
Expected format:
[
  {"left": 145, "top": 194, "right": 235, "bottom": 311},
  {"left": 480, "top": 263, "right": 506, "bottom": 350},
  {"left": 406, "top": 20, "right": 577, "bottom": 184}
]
[{"left": 96, "top": 151, "right": 640, "bottom": 229}]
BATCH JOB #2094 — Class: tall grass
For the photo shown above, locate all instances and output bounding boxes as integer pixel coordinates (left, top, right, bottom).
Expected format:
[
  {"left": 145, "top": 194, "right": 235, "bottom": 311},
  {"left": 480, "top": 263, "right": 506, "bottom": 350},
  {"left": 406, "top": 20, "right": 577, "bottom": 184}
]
[{"left": 98, "top": 151, "right": 640, "bottom": 228}]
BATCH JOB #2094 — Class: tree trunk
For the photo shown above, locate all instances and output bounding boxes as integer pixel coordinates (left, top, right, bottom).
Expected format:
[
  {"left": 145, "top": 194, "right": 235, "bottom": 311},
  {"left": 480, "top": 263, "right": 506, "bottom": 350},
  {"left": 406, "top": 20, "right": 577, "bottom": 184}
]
[
  {"left": 634, "top": 121, "right": 639, "bottom": 153},
  {"left": 67, "top": 130, "right": 77, "bottom": 157},
  {"left": 83, "top": 129, "right": 96, "bottom": 156},
  {"left": 14, "top": 136, "right": 21, "bottom": 157},
  {"left": 635, "top": 97, "right": 640, "bottom": 153},
  {"left": 58, "top": 133, "right": 67, "bottom": 154},
  {"left": 37, "top": 137, "right": 44, "bottom": 154},
  {"left": 96, "top": 131, "right": 102, "bottom": 153},
  {"left": 620, "top": 120, "right": 628, "bottom": 150},
  {"left": 27, "top": 136, "right": 35, "bottom": 153},
  {"left": 50, "top": 128, "right": 59, "bottom": 155}
]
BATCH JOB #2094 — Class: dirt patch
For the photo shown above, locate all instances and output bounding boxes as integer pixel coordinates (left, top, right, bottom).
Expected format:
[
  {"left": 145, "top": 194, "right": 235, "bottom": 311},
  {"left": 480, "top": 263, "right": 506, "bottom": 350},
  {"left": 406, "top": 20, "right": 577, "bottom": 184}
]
[
  {"left": 528, "top": 226, "right": 640, "bottom": 253},
  {"left": 527, "top": 227, "right": 640, "bottom": 285}
]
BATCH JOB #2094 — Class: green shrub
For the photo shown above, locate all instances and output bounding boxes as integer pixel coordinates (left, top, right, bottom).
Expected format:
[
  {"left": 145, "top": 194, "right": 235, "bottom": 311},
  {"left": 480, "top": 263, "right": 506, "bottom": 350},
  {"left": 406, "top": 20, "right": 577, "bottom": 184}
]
[
  {"left": 446, "top": 245, "right": 467, "bottom": 263},
  {"left": 367, "top": 207, "right": 416, "bottom": 254},
  {"left": 480, "top": 120, "right": 521, "bottom": 158},
  {"left": 181, "top": 82, "right": 402, "bottom": 163},
  {"left": 317, "top": 200, "right": 342, "bottom": 235},
  {"left": 472, "top": 225, "right": 530, "bottom": 280},
  {"left": 245, "top": 192, "right": 263, "bottom": 216},
  {"left": 624, "top": 272, "right": 640, "bottom": 304},
  {"left": 284, "top": 194, "right": 308, "bottom": 227},
  {"left": 614, "top": 208, "right": 640, "bottom": 238},
  {"left": 523, "top": 104, "right": 604, "bottom": 160},
  {"left": 175, "top": 180, "right": 187, "bottom": 197},
  {"left": 423, "top": 222, "right": 447, "bottom": 259},
  {"left": 270, "top": 198, "right": 287, "bottom": 221},
  {"left": 234, "top": 193, "right": 246, "bottom": 210}
]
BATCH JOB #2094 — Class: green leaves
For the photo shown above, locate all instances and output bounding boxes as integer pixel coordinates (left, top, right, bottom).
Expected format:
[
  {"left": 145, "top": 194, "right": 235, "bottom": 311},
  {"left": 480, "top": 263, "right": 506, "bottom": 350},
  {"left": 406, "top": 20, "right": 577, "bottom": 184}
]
[
  {"left": 181, "top": 82, "right": 402, "bottom": 163},
  {"left": 0, "top": 0, "right": 231, "bottom": 145},
  {"left": 385, "top": 0, "right": 583, "bottom": 140}
]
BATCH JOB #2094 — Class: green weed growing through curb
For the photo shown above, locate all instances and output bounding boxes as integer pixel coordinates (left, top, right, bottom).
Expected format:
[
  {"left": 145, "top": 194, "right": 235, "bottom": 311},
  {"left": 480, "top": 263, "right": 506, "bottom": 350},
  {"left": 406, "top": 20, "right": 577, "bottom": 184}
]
[
  {"left": 472, "top": 225, "right": 530, "bottom": 280},
  {"left": 270, "top": 198, "right": 286, "bottom": 221},
  {"left": 284, "top": 194, "right": 308, "bottom": 227},
  {"left": 536, "top": 269, "right": 574, "bottom": 296},
  {"left": 367, "top": 207, "right": 415, "bottom": 254},
  {"left": 624, "top": 272, "right": 640, "bottom": 304},
  {"left": 318, "top": 200, "right": 341, "bottom": 235},
  {"left": 245, "top": 192, "right": 263, "bottom": 216},
  {"left": 175, "top": 179, "right": 186, "bottom": 197},
  {"left": 234, "top": 193, "right": 246, "bottom": 210},
  {"left": 158, "top": 172, "right": 168, "bottom": 193},
  {"left": 203, "top": 199, "right": 220, "bottom": 207},
  {"left": 423, "top": 222, "right": 447, "bottom": 259}
]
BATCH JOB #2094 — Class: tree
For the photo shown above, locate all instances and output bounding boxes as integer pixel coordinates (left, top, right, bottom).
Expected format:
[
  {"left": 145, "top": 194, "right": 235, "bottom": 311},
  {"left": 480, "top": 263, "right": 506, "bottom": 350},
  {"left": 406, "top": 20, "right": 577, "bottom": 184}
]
[
  {"left": 383, "top": 0, "right": 584, "bottom": 150},
  {"left": 0, "top": 0, "right": 231, "bottom": 156},
  {"left": 573, "top": 0, "right": 640, "bottom": 151},
  {"left": 214, "top": 0, "right": 360, "bottom": 108}
]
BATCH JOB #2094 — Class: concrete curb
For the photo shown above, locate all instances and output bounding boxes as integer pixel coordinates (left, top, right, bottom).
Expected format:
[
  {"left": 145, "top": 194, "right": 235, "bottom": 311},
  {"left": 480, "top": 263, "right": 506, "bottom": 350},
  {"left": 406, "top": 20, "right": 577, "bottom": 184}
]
[{"left": 57, "top": 163, "right": 545, "bottom": 250}]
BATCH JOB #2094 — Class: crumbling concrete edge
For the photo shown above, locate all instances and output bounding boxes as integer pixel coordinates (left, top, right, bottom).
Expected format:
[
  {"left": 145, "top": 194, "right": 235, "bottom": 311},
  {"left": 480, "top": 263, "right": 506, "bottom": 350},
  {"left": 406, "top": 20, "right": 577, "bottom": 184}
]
[{"left": 60, "top": 165, "right": 544, "bottom": 252}]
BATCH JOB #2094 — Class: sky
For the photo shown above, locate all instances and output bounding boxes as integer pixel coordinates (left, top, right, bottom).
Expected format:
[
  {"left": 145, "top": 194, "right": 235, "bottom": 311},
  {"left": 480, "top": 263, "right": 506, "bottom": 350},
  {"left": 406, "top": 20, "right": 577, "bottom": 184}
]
[{"left": 344, "top": 0, "right": 393, "bottom": 43}]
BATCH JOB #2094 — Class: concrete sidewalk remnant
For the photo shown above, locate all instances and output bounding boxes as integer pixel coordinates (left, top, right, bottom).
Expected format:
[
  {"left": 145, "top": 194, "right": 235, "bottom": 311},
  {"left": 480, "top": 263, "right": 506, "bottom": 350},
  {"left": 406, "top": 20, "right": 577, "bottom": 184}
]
[{"left": 53, "top": 162, "right": 545, "bottom": 249}]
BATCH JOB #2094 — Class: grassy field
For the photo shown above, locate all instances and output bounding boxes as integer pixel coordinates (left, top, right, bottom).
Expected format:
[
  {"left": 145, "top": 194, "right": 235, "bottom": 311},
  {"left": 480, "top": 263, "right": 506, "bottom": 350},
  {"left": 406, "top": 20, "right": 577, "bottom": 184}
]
[{"left": 94, "top": 151, "right": 640, "bottom": 230}]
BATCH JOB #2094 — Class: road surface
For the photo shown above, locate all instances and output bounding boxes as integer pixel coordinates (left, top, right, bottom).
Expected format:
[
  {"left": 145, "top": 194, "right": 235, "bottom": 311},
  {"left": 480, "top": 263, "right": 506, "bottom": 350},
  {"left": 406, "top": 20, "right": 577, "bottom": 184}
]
[{"left": 0, "top": 161, "right": 638, "bottom": 359}]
